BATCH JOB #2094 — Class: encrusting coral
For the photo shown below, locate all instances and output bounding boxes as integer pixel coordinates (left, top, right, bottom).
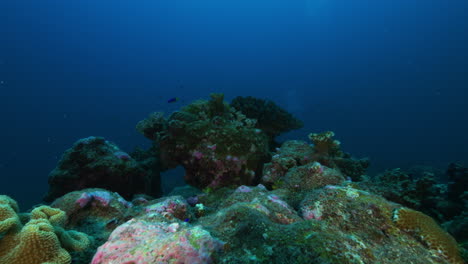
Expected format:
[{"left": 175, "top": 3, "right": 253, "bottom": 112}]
[
  {"left": 393, "top": 207, "right": 464, "bottom": 264},
  {"left": 0, "top": 195, "right": 90, "bottom": 264}
]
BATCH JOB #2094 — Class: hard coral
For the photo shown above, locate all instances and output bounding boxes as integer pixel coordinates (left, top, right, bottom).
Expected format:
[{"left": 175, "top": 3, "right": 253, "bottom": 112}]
[
  {"left": 0, "top": 196, "right": 90, "bottom": 264},
  {"left": 393, "top": 207, "right": 464, "bottom": 264},
  {"left": 358, "top": 168, "right": 445, "bottom": 220},
  {"left": 137, "top": 94, "right": 270, "bottom": 190},
  {"left": 49, "top": 188, "right": 136, "bottom": 263},
  {"left": 44, "top": 136, "right": 160, "bottom": 202},
  {"left": 136, "top": 111, "right": 167, "bottom": 140},
  {"left": 91, "top": 218, "right": 224, "bottom": 264},
  {"left": 1, "top": 218, "right": 72, "bottom": 264},
  {"left": 262, "top": 136, "right": 367, "bottom": 190},
  {"left": 0, "top": 195, "right": 19, "bottom": 234},
  {"left": 230, "top": 95, "right": 303, "bottom": 139},
  {"left": 308, "top": 131, "right": 369, "bottom": 181},
  {"left": 143, "top": 195, "right": 189, "bottom": 221},
  {"left": 308, "top": 131, "right": 343, "bottom": 158}
]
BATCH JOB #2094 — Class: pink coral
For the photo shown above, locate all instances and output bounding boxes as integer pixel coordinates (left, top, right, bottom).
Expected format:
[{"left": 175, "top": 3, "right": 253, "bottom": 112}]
[
  {"left": 76, "top": 193, "right": 92, "bottom": 208},
  {"left": 91, "top": 219, "right": 224, "bottom": 264},
  {"left": 75, "top": 190, "right": 116, "bottom": 208}
]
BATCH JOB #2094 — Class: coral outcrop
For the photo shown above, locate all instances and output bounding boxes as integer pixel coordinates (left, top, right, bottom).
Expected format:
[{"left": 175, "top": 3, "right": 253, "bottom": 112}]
[
  {"left": 44, "top": 136, "right": 161, "bottom": 202},
  {"left": 358, "top": 168, "right": 443, "bottom": 212},
  {"left": 262, "top": 132, "right": 369, "bottom": 191},
  {"left": 136, "top": 93, "right": 271, "bottom": 190}
]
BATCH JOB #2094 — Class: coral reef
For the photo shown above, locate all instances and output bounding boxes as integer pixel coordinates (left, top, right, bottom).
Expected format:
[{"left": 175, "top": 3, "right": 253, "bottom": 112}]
[
  {"left": 136, "top": 93, "right": 271, "bottom": 189},
  {"left": 0, "top": 195, "right": 90, "bottom": 264},
  {"left": 4, "top": 95, "right": 466, "bottom": 264},
  {"left": 44, "top": 136, "right": 161, "bottom": 202}
]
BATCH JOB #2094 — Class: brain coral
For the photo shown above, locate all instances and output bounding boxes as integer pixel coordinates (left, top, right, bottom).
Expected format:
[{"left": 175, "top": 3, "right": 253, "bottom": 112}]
[{"left": 0, "top": 195, "right": 90, "bottom": 264}]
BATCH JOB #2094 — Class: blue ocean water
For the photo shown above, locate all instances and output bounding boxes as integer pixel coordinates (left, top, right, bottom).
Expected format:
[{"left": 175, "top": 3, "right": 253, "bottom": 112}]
[{"left": 1, "top": 0, "right": 467, "bottom": 209}]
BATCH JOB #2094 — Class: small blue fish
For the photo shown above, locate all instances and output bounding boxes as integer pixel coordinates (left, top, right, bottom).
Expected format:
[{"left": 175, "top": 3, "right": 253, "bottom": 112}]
[{"left": 167, "top": 97, "right": 179, "bottom": 103}]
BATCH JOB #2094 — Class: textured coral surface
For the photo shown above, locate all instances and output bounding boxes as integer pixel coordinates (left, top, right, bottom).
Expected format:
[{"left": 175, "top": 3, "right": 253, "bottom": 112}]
[{"left": 0, "top": 196, "right": 90, "bottom": 264}]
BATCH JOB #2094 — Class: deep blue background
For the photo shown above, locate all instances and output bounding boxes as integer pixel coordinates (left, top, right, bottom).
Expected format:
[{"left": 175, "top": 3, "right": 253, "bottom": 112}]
[{"left": 1, "top": 0, "right": 467, "bottom": 209}]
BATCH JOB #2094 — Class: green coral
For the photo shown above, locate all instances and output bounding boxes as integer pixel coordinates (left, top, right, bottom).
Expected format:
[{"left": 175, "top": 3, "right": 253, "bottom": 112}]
[
  {"left": 308, "top": 131, "right": 343, "bottom": 158},
  {"left": 307, "top": 131, "right": 369, "bottom": 181},
  {"left": 230, "top": 96, "right": 303, "bottom": 139},
  {"left": 182, "top": 93, "right": 231, "bottom": 119},
  {"left": 136, "top": 112, "right": 168, "bottom": 141},
  {"left": 136, "top": 94, "right": 270, "bottom": 189}
]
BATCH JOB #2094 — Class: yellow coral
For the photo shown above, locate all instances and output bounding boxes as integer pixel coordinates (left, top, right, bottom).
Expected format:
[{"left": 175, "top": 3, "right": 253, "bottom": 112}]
[
  {"left": 0, "top": 195, "right": 21, "bottom": 234},
  {"left": 31, "top": 205, "right": 66, "bottom": 226},
  {"left": 0, "top": 219, "right": 71, "bottom": 264},
  {"left": 0, "top": 195, "right": 90, "bottom": 264},
  {"left": 393, "top": 207, "right": 464, "bottom": 264},
  {"left": 56, "top": 227, "right": 90, "bottom": 252},
  {"left": 0, "top": 195, "right": 19, "bottom": 212}
]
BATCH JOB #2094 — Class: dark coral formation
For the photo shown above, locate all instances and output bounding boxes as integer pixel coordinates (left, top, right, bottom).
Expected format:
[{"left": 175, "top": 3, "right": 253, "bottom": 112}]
[
  {"left": 359, "top": 164, "right": 468, "bottom": 261},
  {"left": 136, "top": 93, "right": 271, "bottom": 190},
  {"left": 447, "top": 163, "right": 468, "bottom": 213},
  {"left": 230, "top": 95, "right": 303, "bottom": 140},
  {"left": 358, "top": 168, "right": 443, "bottom": 214},
  {"left": 308, "top": 131, "right": 370, "bottom": 181},
  {"left": 262, "top": 132, "right": 369, "bottom": 193},
  {"left": 359, "top": 164, "right": 467, "bottom": 223},
  {"left": 44, "top": 136, "right": 161, "bottom": 202}
]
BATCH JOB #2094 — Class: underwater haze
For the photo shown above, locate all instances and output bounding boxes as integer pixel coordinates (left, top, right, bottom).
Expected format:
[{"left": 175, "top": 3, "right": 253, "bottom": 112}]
[{"left": 1, "top": 0, "right": 467, "bottom": 209}]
